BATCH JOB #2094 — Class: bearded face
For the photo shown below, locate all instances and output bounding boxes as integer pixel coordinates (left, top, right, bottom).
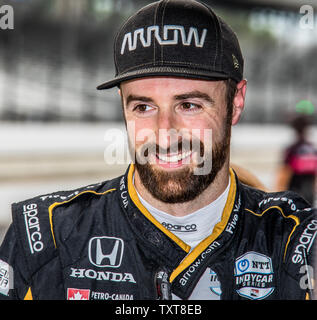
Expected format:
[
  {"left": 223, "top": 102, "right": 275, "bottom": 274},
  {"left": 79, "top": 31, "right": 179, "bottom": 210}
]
[
  {"left": 132, "top": 117, "right": 231, "bottom": 203},
  {"left": 120, "top": 77, "right": 237, "bottom": 204}
]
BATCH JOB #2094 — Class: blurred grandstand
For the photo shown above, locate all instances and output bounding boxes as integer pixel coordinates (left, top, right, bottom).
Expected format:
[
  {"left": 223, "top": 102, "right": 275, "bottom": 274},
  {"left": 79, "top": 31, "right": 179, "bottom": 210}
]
[{"left": 0, "top": 0, "right": 316, "bottom": 123}]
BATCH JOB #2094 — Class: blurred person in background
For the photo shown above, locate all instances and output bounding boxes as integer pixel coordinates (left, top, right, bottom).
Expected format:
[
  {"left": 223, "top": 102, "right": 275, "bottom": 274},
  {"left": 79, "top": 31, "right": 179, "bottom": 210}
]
[
  {"left": 0, "top": 0, "right": 315, "bottom": 301},
  {"left": 276, "top": 113, "right": 317, "bottom": 206}
]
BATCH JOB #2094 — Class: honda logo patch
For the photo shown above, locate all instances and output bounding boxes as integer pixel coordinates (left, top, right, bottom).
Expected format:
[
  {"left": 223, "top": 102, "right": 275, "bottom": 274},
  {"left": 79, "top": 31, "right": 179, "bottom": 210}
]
[{"left": 88, "top": 236, "right": 124, "bottom": 268}]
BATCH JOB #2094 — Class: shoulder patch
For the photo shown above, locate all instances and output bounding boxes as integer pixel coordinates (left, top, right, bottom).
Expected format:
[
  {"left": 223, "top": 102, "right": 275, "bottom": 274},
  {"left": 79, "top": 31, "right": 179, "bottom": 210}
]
[
  {"left": 250, "top": 189, "right": 312, "bottom": 217},
  {"left": 11, "top": 177, "right": 119, "bottom": 277},
  {"left": 12, "top": 199, "right": 58, "bottom": 276},
  {"left": 48, "top": 187, "right": 116, "bottom": 248}
]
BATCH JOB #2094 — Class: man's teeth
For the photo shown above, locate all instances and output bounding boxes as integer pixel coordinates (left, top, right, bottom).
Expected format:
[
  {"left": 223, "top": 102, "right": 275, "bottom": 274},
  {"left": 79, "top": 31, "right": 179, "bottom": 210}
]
[{"left": 157, "top": 151, "right": 191, "bottom": 163}]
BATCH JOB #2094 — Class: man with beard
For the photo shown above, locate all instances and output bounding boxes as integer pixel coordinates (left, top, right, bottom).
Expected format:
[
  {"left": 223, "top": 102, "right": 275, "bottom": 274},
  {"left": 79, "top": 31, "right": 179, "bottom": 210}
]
[
  {"left": 0, "top": 0, "right": 316, "bottom": 300},
  {"left": 126, "top": 77, "right": 234, "bottom": 204}
]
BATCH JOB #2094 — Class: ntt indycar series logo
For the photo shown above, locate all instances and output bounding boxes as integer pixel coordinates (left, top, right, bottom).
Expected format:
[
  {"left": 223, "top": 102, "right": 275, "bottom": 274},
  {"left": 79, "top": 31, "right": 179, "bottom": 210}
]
[{"left": 234, "top": 251, "right": 274, "bottom": 300}]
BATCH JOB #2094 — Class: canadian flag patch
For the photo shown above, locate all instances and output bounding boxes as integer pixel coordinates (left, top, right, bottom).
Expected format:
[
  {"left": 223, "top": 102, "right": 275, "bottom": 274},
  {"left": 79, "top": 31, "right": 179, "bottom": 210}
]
[{"left": 67, "top": 288, "right": 90, "bottom": 300}]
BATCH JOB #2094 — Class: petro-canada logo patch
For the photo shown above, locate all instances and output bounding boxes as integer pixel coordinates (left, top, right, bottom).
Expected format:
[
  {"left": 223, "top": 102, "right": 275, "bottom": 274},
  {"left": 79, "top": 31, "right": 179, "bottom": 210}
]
[
  {"left": 67, "top": 288, "right": 90, "bottom": 300},
  {"left": 234, "top": 251, "right": 274, "bottom": 300}
]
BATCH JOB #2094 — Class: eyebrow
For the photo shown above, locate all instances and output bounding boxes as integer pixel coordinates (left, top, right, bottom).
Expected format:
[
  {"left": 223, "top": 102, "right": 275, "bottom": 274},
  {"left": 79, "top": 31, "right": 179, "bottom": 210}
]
[
  {"left": 125, "top": 90, "right": 214, "bottom": 106},
  {"left": 125, "top": 94, "right": 154, "bottom": 106},
  {"left": 174, "top": 91, "right": 214, "bottom": 104}
]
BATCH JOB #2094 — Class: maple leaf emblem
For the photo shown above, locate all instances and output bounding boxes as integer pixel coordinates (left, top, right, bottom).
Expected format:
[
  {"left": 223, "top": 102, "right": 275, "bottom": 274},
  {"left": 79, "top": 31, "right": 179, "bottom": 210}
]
[
  {"left": 67, "top": 288, "right": 90, "bottom": 300},
  {"left": 70, "top": 291, "right": 87, "bottom": 300}
]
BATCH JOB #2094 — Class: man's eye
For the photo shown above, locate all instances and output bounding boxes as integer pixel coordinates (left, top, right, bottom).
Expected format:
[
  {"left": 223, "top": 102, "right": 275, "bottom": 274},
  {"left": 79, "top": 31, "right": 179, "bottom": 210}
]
[
  {"left": 181, "top": 102, "right": 202, "bottom": 111},
  {"left": 133, "top": 104, "right": 152, "bottom": 112}
]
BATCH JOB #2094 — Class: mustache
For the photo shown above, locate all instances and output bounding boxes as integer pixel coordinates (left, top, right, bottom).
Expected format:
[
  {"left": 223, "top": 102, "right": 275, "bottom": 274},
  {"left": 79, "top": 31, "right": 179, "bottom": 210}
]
[{"left": 136, "top": 138, "right": 205, "bottom": 159}]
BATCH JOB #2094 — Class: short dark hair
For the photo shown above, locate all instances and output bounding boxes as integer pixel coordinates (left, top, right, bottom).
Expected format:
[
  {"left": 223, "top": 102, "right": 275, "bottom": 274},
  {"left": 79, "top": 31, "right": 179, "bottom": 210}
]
[{"left": 225, "top": 78, "right": 237, "bottom": 125}]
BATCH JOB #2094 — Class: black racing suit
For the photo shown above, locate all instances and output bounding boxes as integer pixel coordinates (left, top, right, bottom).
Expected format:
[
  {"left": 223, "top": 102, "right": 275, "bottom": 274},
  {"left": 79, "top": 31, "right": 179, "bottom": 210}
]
[{"left": 0, "top": 165, "right": 316, "bottom": 300}]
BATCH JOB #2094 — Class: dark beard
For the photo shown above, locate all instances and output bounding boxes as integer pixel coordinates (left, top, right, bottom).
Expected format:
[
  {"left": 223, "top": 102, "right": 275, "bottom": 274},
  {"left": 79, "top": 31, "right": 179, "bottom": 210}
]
[{"left": 135, "top": 123, "right": 231, "bottom": 204}]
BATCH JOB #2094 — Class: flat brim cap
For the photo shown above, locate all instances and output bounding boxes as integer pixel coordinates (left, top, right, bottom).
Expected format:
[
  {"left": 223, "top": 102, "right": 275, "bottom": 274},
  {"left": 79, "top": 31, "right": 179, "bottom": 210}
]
[{"left": 97, "top": 0, "right": 244, "bottom": 90}]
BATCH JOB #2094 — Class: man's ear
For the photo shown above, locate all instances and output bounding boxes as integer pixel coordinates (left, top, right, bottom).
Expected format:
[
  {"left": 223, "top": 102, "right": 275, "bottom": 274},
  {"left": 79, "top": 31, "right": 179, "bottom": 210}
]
[{"left": 232, "top": 79, "right": 247, "bottom": 126}]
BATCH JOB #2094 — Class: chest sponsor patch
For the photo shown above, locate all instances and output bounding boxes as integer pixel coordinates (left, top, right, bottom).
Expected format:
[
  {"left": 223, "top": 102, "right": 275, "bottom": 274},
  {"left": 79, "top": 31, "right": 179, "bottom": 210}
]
[
  {"left": 67, "top": 288, "right": 134, "bottom": 300},
  {"left": 234, "top": 251, "right": 274, "bottom": 300},
  {"left": 173, "top": 268, "right": 221, "bottom": 300},
  {"left": 0, "top": 259, "right": 13, "bottom": 296},
  {"left": 209, "top": 269, "right": 222, "bottom": 296},
  {"left": 67, "top": 288, "right": 90, "bottom": 300}
]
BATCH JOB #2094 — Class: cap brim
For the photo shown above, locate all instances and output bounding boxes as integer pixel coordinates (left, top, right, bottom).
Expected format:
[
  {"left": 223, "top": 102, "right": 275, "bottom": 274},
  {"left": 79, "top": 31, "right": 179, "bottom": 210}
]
[{"left": 96, "top": 66, "right": 230, "bottom": 90}]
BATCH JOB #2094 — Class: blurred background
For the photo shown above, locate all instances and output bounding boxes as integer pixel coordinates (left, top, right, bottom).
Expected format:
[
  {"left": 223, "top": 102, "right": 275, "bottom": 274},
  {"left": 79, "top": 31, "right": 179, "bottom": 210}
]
[{"left": 0, "top": 0, "right": 316, "bottom": 240}]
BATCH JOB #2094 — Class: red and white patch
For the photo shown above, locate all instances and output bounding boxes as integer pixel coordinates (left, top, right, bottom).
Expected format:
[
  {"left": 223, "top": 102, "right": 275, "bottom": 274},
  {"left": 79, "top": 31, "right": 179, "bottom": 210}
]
[{"left": 67, "top": 288, "right": 90, "bottom": 300}]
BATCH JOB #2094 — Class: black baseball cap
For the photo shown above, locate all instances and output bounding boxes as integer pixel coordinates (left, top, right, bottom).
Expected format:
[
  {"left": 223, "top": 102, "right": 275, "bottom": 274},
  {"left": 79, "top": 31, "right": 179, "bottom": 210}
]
[{"left": 97, "top": 0, "right": 244, "bottom": 90}]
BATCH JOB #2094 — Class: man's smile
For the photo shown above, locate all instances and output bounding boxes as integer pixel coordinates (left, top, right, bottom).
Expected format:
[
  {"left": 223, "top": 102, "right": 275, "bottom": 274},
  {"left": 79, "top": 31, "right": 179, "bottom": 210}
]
[{"left": 155, "top": 150, "right": 193, "bottom": 169}]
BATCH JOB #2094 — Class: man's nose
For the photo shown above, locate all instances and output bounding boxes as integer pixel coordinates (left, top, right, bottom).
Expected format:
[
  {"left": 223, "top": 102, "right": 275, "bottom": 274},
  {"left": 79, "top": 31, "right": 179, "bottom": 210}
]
[{"left": 156, "top": 109, "right": 179, "bottom": 150}]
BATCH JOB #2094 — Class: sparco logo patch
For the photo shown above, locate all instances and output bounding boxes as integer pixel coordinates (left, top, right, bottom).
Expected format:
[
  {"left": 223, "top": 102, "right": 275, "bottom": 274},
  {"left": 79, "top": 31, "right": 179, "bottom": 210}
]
[
  {"left": 121, "top": 25, "right": 207, "bottom": 54},
  {"left": 162, "top": 222, "right": 197, "bottom": 233},
  {"left": 292, "top": 219, "right": 317, "bottom": 264},
  {"left": 22, "top": 203, "right": 44, "bottom": 254},
  {"left": 88, "top": 236, "right": 124, "bottom": 268},
  {"left": 234, "top": 251, "right": 274, "bottom": 300}
]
